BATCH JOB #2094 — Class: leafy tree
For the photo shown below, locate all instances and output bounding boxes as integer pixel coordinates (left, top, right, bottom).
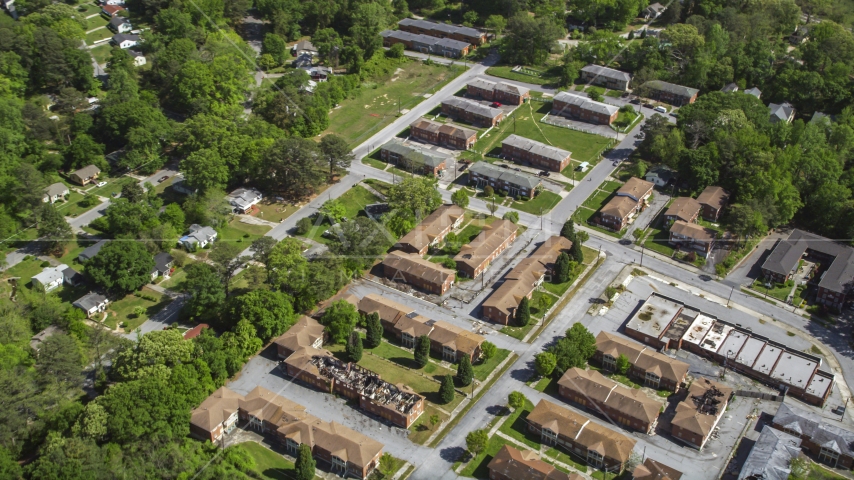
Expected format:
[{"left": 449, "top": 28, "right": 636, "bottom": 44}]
[
  {"left": 210, "top": 241, "right": 247, "bottom": 296},
  {"left": 465, "top": 429, "right": 488, "bottom": 455},
  {"left": 485, "top": 14, "right": 506, "bottom": 35},
  {"left": 534, "top": 351, "right": 557, "bottom": 377},
  {"left": 35, "top": 332, "right": 83, "bottom": 387},
  {"left": 346, "top": 330, "right": 363, "bottom": 362},
  {"left": 349, "top": 2, "right": 390, "bottom": 59},
  {"left": 560, "top": 59, "right": 582, "bottom": 87},
  {"left": 160, "top": 203, "right": 186, "bottom": 229},
  {"left": 85, "top": 241, "right": 154, "bottom": 294},
  {"left": 66, "top": 133, "right": 106, "bottom": 171},
  {"left": 483, "top": 185, "right": 494, "bottom": 197},
  {"left": 320, "top": 300, "right": 359, "bottom": 344},
  {"left": 451, "top": 188, "right": 470, "bottom": 208},
  {"left": 386, "top": 43, "right": 405, "bottom": 58},
  {"left": 554, "top": 252, "right": 572, "bottom": 283},
  {"left": 480, "top": 341, "right": 496, "bottom": 360},
  {"left": 111, "top": 329, "right": 194, "bottom": 381},
  {"left": 365, "top": 312, "right": 382, "bottom": 348},
  {"left": 414, "top": 335, "right": 430, "bottom": 368},
  {"left": 319, "top": 134, "right": 354, "bottom": 181},
  {"left": 183, "top": 263, "right": 227, "bottom": 321},
  {"left": 229, "top": 290, "right": 295, "bottom": 342},
  {"left": 560, "top": 220, "right": 576, "bottom": 240},
  {"left": 548, "top": 323, "right": 597, "bottom": 375},
  {"left": 262, "top": 33, "right": 288, "bottom": 65},
  {"left": 502, "top": 211, "right": 519, "bottom": 223},
  {"left": 537, "top": 294, "right": 553, "bottom": 314},
  {"left": 320, "top": 199, "right": 347, "bottom": 223},
  {"left": 313, "top": 28, "right": 343, "bottom": 65},
  {"left": 181, "top": 148, "right": 229, "bottom": 192},
  {"left": 569, "top": 237, "right": 584, "bottom": 264},
  {"left": 0, "top": 447, "right": 21, "bottom": 479},
  {"left": 456, "top": 354, "right": 473, "bottom": 386},
  {"left": 516, "top": 296, "right": 531, "bottom": 326},
  {"left": 249, "top": 236, "right": 277, "bottom": 265},
  {"left": 295, "top": 216, "right": 314, "bottom": 235},
  {"left": 329, "top": 217, "right": 393, "bottom": 270},
  {"left": 508, "top": 391, "right": 526, "bottom": 409},
  {"left": 439, "top": 374, "right": 455, "bottom": 404},
  {"left": 387, "top": 175, "right": 442, "bottom": 219},
  {"left": 501, "top": 14, "right": 563, "bottom": 65},
  {"left": 37, "top": 203, "right": 72, "bottom": 255},
  {"left": 616, "top": 353, "right": 631, "bottom": 374},
  {"left": 120, "top": 182, "right": 145, "bottom": 203},
  {"left": 430, "top": 414, "right": 440, "bottom": 430},
  {"left": 261, "top": 137, "right": 326, "bottom": 200}
]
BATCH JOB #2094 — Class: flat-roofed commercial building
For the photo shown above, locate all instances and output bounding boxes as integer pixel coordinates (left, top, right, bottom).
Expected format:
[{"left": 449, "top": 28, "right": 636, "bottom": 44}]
[
  {"left": 552, "top": 92, "right": 619, "bottom": 125},
  {"left": 394, "top": 204, "right": 465, "bottom": 256},
  {"left": 501, "top": 134, "right": 572, "bottom": 172},
  {"left": 382, "top": 251, "right": 456, "bottom": 295},
  {"left": 454, "top": 219, "right": 518, "bottom": 278},
  {"left": 526, "top": 399, "right": 637, "bottom": 473}
]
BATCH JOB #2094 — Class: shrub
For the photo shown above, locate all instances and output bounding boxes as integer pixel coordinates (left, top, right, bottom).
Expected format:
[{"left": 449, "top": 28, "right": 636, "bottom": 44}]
[
  {"left": 441, "top": 257, "right": 457, "bottom": 269},
  {"left": 484, "top": 185, "right": 494, "bottom": 197},
  {"left": 295, "top": 216, "right": 313, "bottom": 235},
  {"left": 685, "top": 251, "right": 697, "bottom": 262},
  {"left": 520, "top": 195, "right": 530, "bottom": 201},
  {"left": 40, "top": 261, "right": 51, "bottom": 267}
]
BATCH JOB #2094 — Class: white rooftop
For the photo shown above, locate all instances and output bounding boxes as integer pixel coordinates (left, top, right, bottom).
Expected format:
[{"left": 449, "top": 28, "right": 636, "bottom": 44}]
[
  {"left": 681, "top": 314, "right": 715, "bottom": 346},
  {"left": 754, "top": 344, "right": 783, "bottom": 375},
  {"left": 736, "top": 336, "right": 766, "bottom": 368},
  {"left": 626, "top": 295, "right": 682, "bottom": 339},
  {"left": 718, "top": 330, "right": 749, "bottom": 360},
  {"left": 770, "top": 352, "right": 819, "bottom": 388},
  {"left": 806, "top": 372, "right": 833, "bottom": 399},
  {"left": 700, "top": 322, "right": 733, "bottom": 353}
]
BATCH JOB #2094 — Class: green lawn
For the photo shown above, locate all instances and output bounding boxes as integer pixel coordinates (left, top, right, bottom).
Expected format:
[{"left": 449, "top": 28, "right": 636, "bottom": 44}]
[
  {"left": 470, "top": 102, "right": 611, "bottom": 167},
  {"left": 363, "top": 179, "right": 393, "bottom": 197},
  {"left": 605, "top": 90, "right": 623, "bottom": 98},
  {"left": 324, "top": 60, "right": 465, "bottom": 147},
  {"left": 104, "top": 287, "right": 171, "bottom": 331},
  {"left": 90, "top": 44, "right": 113, "bottom": 64},
  {"left": 599, "top": 180, "right": 623, "bottom": 193},
  {"left": 541, "top": 263, "right": 586, "bottom": 297},
  {"left": 750, "top": 279, "right": 793, "bottom": 303},
  {"left": 216, "top": 218, "right": 271, "bottom": 245},
  {"left": 485, "top": 65, "right": 559, "bottom": 86},
  {"left": 472, "top": 348, "right": 511, "bottom": 382},
  {"left": 76, "top": 2, "right": 103, "bottom": 15},
  {"left": 643, "top": 226, "right": 675, "bottom": 257},
  {"left": 459, "top": 436, "right": 519, "bottom": 478},
  {"left": 583, "top": 190, "right": 614, "bottom": 210},
  {"left": 498, "top": 399, "right": 539, "bottom": 449},
  {"left": 456, "top": 223, "right": 485, "bottom": 243},
  {"left": 55, "top": 192, "right": 100, "bottom": 218},
  {"left": 500, "top": 320, "right": 537, "bottom": 341},
  {"left": 337, "top": 185, "right": 382, "bottom": 219},
  {"left": 530, "top": 290, "right": 558, "bottom": 318},
  {"left": 363, "top": 157, "right": 388, "bottom": 171},
  {"left": 510, "top": 191, "right": 562, "bottom": 215},
  {"left": 85, "top": 176, "right": 134, "bottom": 198},
  {"left": 85, "top": 29, "right": 112, "bottom": 45},
  {"left": 252, "top": 202, "right": 299, "bottom": 224},
  {"left": 55, "top": 238, "right": 92, "bottom": 266},
  {"left": 2, "top": 257, "right": 47, "bottom": 287},
  {"left": 86, "top": 15, "right": 108, "bottom": 30},
  {"left": 240, "top": 442, "right": 301, "bottom": 480}
]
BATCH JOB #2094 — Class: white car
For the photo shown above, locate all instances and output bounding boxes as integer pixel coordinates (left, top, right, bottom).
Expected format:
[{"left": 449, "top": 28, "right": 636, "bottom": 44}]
[
  {"left": 96, "top": 181, "right": 107, "bottom": 187},
  {"left": 653, "top": 106, "right": 668, "bottom": 113}
]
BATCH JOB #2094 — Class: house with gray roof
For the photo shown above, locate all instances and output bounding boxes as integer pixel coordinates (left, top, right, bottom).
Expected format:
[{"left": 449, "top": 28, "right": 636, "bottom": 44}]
[
  {"left": 738, "top": 425, "right": 802, "bottom": 480},
  {"left": 501, "top": 134, "right": 572, "bottom": 172},
  {"left": 761, "top": 229, "right": 854, "bottom": 310},
  {"left": 769, "top": 102, "right": 795, "bottom": 123},
  {"left": 379, "top": 139, "right": 449, "bottom": 176},
  {"left": 772, "top": 402, "right": 854, "bottom": 469},
  {"left": 180, "top": 224, "right": 217, "bottom": 251},
  {"left": 291, "top": 39, "right": 317, "bottom": 56},
  {"left": 112, "top": 33, "right": 140, "bottom": 49},
  {"left": 151, "top": 252, "right": 174, "bottom": 281},
  {"left": 643, "top": 2, "right": 667, "bottom": 19},
  {"left": 63, "top": 267, "right": 84, "bottom": 287},
  {"left": 467, "top": 161, "right": 541, "bottom": 198},
  {"left": 441, "top": 97, "right": 504, "bottom": 126},
  {"left": 641, "top": 80, "right": 699, "bottom": 106},
  {"left": 645, "top": 165, "right": 675, "bottom": 187},
  {"left": 69, "top": 164, "right": 101, "bottom": 186},
  {"left": 552, "top": 91, "right": 619, "bottom": 125},
  {"left": 109, "top": 16, "right": 132, "bottom": 33},
  {"left": 228, "top": 188, "right": 262, "bottom": 214},
  {"left": 78, "top": 240, "right": 108, "bottom": 263},
  {"left": 580, "top": 65, "right": 632, "bottom": 91},
  {"left": 31, "top": 264, "right": 69, "bottom": 292},
  {"left": 744, "top": 87, "right": 762, "bottom": 99},
  {"left": 43, "top": 183, "right": 69, "bottom": 203},
  {"left": 73, "top": 292, "right": 109, "bottom": 318}
]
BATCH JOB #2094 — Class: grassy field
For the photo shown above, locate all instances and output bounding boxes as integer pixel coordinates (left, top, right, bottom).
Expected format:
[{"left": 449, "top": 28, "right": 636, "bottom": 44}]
[
  {"left": 85, "top": 29, "right": 112, "bottom": 45},
  {"left": 750, "top": 279, "right": 793, "bottom": 302},
  {"left": 485, "top": 65, "right": 559, "bottom": 86},
  {"left": 2, "top": 256, "right": 47, "bottom": 288},
  {"left": 338, "top": 185, "right": 381, "bottom": 219},
  {"left": 253, "top": 201, "right": 299, "bottom": 224},
  {"left": 90, "top": 44, "right": 113, "bottom": 64},
  {"left": 643, "top": 225, "right": 675, "bottom": 257},
  {"left": 324, "top": 60, "right": 465, "bottom": 147},
  {"left": 510, "top": 190, "right": 562, "bottom": 215},
  {"left": 86, "top": 15, "right": 109, "bottom": 30},
  {"left": 55, "top": 192, "right": 100, "bottom": 218},
  {"left": 85, "top": 176, "right": 134, "bottom": 198},
  {"left": 104, "top": 287, "right": 171, "bottom": 331},
  {"left": 363, "top": 179, "right": 393, "bottom": 197},
  {"left": 76, "top": 2, "right": 103, "bottom": 15},
  {"left": 465, "top": 102, "right": 612, "bottom": 166},
  {"left": 240, "top": 442, "right": 301, "bottom": 480},
  {"left": 216, "top": 218, "right": 271, "bottom": 245}
]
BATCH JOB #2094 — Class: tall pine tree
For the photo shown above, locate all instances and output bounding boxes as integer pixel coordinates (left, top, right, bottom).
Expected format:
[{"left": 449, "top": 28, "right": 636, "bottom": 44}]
[
  {"left": 440, "top": 374, "right": 455, "bottom": 404},
  {"left": 456, "top": 354, "right": 473, "bottom": 386},
  {"left": 414, "top": 335, "right": 430, "bottom": 368},
  {"left": 365, "top": 312, "right": 382, "bottom": 348},
  {"left": 294, "top": 444, "right": 315, "bottom": 480},
  {"left": 346, "top": 331, "right": 363, "bottom": 362},
  {"left": 554, "top": 252, "right": 572, "bottom": 283},
  {"left": 516, "top": 296, "right": 531, "bottom": 327}
]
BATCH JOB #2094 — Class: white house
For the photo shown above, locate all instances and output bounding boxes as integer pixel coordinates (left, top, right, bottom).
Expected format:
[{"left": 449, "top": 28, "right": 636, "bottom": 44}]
[
  {"left": 31, "top": 264, "right": 69, "bottom": 292},
  {"left": 129, "top": 50, "right": 146, "bottom": 67},
  {"left": 112, "top": 33, "right": 140, "bottom": 49},
  {"left": 180, "top": 224, "right": 217, "bottom": 251},
  {"left": 643, "top": 2, "right": 666, "bottom": 19},
  {"left": 228, "top": 188, "right": 262, "bottom": 214},
  {"left": 645, "top": 165, "right": 675, "bottom": 187},
  {"left": 73, "top": 292, "right": 109, "bottom": 318},
  {"left": 769, "top": 102, "right": 795, "bottom": 124},
  {"left": 101, "top": 0, "right": 125, "bottom": 5},
  {"left": 150, "top": 252, "right": 174, "bottom": 281},
  {"left": 43, "top": 183, "right": 69, "bottom": 203},
  {"left": 109, "top": 16, "right": 132, "bottom": 33}
]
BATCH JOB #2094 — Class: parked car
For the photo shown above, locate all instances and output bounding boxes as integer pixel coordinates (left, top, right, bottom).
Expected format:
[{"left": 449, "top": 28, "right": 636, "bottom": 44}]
[
  {"left": 538, "top": 171, "right": 550, "bottom": 177},
  {"left": 158, "top": 175, "right": 169, "bottom": 183},
  {"left": 490, "top": 101, "right": 502, "bottom": 108},
  {"left": 642, "top": 103, "right": 653, "bottom": 109},
  {"left": 635, "top": 132, "right": 645, "bottom": 139},
  {"left": 654, "top": 106, "right": 668, "bottom": 113},
  {"left": 514, "top": 168, "right": 521, "bottom": 172},
  {"left": 630, "top": 98, "right": 641, "bottom": 104},
  {"left": 670, "top": 112, "right": 678, "bottom": 118},
  {"left": 96, "top": 181, "right": 107, "bottom": 187},
  {"left": 459, "top": 164, "right": 468, "bottom": 171},
  {"left": 499, "top": 164, "right": 509, "bottom": 169}
]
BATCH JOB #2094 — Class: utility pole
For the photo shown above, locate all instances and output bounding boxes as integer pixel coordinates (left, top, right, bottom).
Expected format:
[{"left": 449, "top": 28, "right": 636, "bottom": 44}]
[
  {"left": 726, "top": 286, "right": 734, "bottom": 307},
  {"left": 640, "top": 243, "right": 645, "bottom": 267}
]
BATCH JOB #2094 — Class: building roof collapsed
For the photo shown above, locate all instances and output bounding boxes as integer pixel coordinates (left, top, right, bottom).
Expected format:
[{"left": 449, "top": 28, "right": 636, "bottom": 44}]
[{"left": 309, "top": 355, "right": 421, "bottom": 415}]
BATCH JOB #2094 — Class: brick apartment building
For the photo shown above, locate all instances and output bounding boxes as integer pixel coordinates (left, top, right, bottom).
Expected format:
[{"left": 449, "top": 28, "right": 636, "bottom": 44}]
[
  {"left": 670, "top": 378, "right": 732, "bottom": 449},
  {"left": 552, "top": 92, "right": 619, "bottom": 125},
  {"left": 379, "top": 139, "right": 449, "bottom": 176},
  {"left": 594, "top": 331, "right": 689, "bottom": 392},
  {"left": 664, "top": 197, "right": 701, "bottom": 224},
  {"left": 441, "top": 97, "right": 504, "bottom": 127},
  {"left": 466, "top": 78, "right": 531, "bottom": 105},
  {"left": 488, "top": 445, "right": 581, "bottom": 480},
  {"left": 380, "top": 30, "right": 471, "bottom": 58},
  {"left": 696, "top": 186, "right": 730, "bottom": 221},
  {"left": 501, "top": 134, "right": 572, "bottom": 172},
  {"left": 273, "top": 316, "right": 325, "bottom": 359},
  {"left": 669, "top": 220, "right": 717, "bottom": 257},
  {"left": 641, "top": 80, "right": 699, "bottom": 106},
  {"left": 468, "top": 161, "right": 542, "bottom": 198},
  {"left": 580, "top": 64, "right": 632, "bottom": 91},
  {"left": 772, "top": 402, "right": 854, "bottom": 469},
  {"left": 454, "top": 219, "right": 518, "bottom": 278},
  {"left": 394, "top": 204, "right": 465, "bottom": 255},
  {"left": 595, "top": 177, "right": 654, "bottom": 231},
  {"left": 409, "top": 118, "right": 477, "bottom": 150},
  {"left": 398, "top": 18, "right": 487, "bottom": 45},
  {"left": 382, "top": 250, "right": 456, "bottom": 294}
]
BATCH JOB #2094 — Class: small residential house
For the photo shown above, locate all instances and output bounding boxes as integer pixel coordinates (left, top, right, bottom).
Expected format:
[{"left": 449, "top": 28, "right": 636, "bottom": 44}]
[
  {"left": 101, "top": 5, "right": 125, "bottom": 17},
  {"left": 30, "top": 326, "right": 60, "bottom": 354},
  {"left": 643, "top": 2, "right": 666, "bottom": 19},
  {"left": 112, "top": 33, "right": 140, "bottom": 49},
  {"left": 744, "top": 87, "right": 762, "bottom": 99},
  {"left": 580, "top": 65, "right": 632, "bottom": 91},
  {"left": 291, "top": 39, "right": 318, "bottom": 57},
  {"left": 31, "top": 264, "right": 69, "bottom": 292},
  {"left": 69, "top": 164, "right": 101, "bottom": 186},
  {"left": 669, "top": 220, "right": 717, "bottom": 257},
  {"left": 78, "top": 240, "right": 108, "bottom": 263},
  {"left": 63, "top": 267, "right": 84, "bottom": 287},
  {"left": 721, "top": 83, "right": 739, "bottom": 93},
  {"left": 292, "top": 53, "right": 313, "bottom": 68},
  {"left": 180, "top": 224, "right": 217, "bottom": 250},
  {"left": 43, "top": 183, "right": 69, "bottom": 203},
  {"left": 769, "top": 102, "right": 795, "bottom": 124},
  {"left": 101, "top": 0, "right": 125, "bottom": 5},
  {"left": 664, "top": 197, "right": 701, "bottom": 224},
  {"left": 696, "top": 186, "right": 730, "bottom": 221},
  {"left": 129, "top": 50, "right": 146, "bottom": 66},
  {"left": 644, "top": 165, "right": 674, "bottom": 187},
  {"left": 309, "top": 66, "right": 332, "bottom": 82},
  {"left": 109, "top": 16, "right": 132, "bottom": 33},
  {"left": 150, "top": 252, "right": 174, "bottom": 281},
  {"left": 73, "top": 292, "right": 109, "bottom": 318},
  {"left": 228, "top": 188, "right": 262, "bottom": 214}
]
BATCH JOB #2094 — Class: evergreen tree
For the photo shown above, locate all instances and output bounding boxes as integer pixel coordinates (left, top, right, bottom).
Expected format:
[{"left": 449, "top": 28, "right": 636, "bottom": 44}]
[
  {"left": 554, "top": 252, "right": 572, "bottom": 283},
  {"left": 456, "top": 354, "right": 473, "bottom": 386},
  {"left": 516, "top": 296, "right": 531, "bottom": 327},
  {"left": 346, "top": 331, "right": 363, "bottom": 362},
  {"left": 414, "top": 335, "right": 430, "bottom": 368},
  {"left": 569, "top": 240, "right": 584, "bottom": 264},
  {"left": 365, "top": 312, "right": 382, "bottom": 349},
  {"left": 37, "top": 203, "right": 73, "bottom": 255},
  {"left": 440, "top": 374, "right": 455, "bottom": 404},
  {"left": 560, "top": 220, "right": 576, "bottom": 241},
  {"left": 294, "top": 444, "right": 315, "bottom": 480}
]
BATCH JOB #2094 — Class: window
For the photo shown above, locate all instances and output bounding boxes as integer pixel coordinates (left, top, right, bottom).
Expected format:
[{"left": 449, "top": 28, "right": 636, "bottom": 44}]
[
  {"left": 401, "top": 333, "right": 415, "bottom": 349},
  {"left": 285, "top": 439, "right": 299, "bottom": 454},
  {"left": 443, "top": 346, "right": 456, "bottom": 362},
  {"left": 602, "top": 354, "right": 616, "bottom": 371},
  {"left": 249, "top": 415, "right": 263, "bottom": 431},
  {"left": 819, "top": 447, "right": 840, "bottom": 467},
  {"left": 331, "top": 456, "right": 347, "bottom": 472},
  {"left": 587, "top": 450, "right": 604, "bottom": 468},
  {"left": 542, "top": 428, "right": 558, "bottom": 445},
  {"left": 644, "top": 372, "right": 660, "bottom": 389}
]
